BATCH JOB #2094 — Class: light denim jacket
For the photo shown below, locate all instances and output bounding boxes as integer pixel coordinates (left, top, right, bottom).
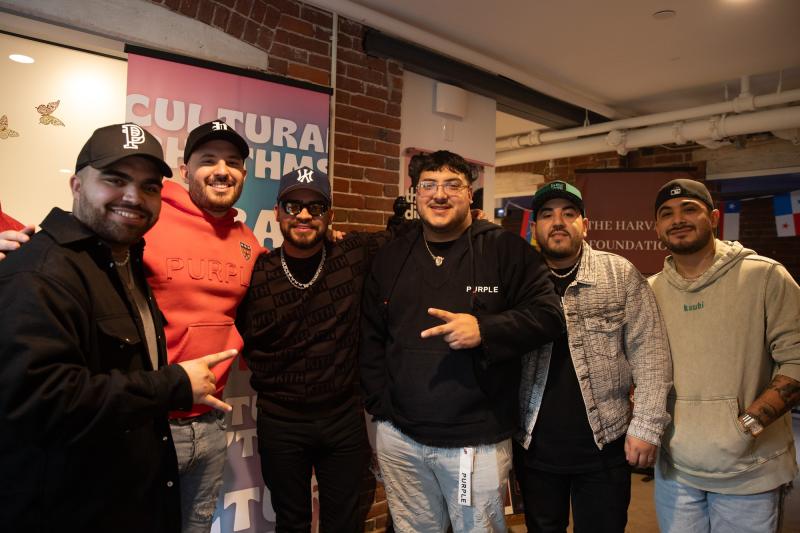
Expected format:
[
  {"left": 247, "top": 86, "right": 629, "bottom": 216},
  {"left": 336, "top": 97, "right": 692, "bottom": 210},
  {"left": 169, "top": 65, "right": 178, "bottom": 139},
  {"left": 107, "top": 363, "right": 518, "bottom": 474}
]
[{"left": 516, "top": 243, "right": 672, "bottom": 449}]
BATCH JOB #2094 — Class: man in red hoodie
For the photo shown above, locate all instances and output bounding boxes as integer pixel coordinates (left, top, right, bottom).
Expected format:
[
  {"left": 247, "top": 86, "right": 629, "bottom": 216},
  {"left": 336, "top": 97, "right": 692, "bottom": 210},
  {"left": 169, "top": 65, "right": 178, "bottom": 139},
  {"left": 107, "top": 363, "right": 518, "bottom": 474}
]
[{"left": 143, "top": 121, "right": 262, "bottom": 533}]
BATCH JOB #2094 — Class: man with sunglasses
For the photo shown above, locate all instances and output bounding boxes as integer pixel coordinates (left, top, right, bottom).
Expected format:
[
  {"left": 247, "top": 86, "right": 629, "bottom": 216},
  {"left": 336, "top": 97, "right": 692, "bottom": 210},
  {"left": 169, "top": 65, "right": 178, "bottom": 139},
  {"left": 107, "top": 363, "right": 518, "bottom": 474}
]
[
  {"left": 237, "top": 166, "right": 411, "bottom": 532},
  {"left": 360, "top": 150, "right": 564, "bottom": 532}
]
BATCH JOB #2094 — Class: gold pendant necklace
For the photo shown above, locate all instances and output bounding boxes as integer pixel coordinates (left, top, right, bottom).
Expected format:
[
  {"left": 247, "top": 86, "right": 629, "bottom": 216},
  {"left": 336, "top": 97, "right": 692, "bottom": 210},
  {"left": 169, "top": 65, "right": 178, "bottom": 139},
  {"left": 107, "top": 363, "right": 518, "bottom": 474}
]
[{"left": 423, "top": 238, "right": 444, "bottom": 267}]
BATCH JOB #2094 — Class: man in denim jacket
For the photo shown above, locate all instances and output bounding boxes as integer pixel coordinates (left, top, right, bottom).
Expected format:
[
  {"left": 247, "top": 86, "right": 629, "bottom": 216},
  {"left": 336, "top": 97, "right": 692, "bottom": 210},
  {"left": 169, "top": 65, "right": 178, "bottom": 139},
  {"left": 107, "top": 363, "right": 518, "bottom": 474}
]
[{"left": 515, "top": 181, "right": 672, "bottom": 533}]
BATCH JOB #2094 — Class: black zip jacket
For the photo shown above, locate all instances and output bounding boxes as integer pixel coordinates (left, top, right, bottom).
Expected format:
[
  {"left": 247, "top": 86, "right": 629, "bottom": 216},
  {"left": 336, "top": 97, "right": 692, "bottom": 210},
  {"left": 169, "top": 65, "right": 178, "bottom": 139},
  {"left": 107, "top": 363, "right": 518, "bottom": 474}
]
[
  {"left": 0, "top": 208, "right": 192, "bottom": 533},
  {"left": 360, "top": 220, "right": 565, "bottom": 446}
]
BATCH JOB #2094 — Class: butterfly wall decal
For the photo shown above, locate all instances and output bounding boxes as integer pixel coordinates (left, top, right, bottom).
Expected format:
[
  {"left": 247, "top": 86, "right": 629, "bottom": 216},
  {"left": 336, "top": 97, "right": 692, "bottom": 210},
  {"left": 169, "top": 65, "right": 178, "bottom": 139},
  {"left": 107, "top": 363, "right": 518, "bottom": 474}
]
[
  {"left": 36, "top": 100, "right": 65, "bottom": 126},
  {"left": 0, "top": 115, "right": 20, "bottom": 139}
]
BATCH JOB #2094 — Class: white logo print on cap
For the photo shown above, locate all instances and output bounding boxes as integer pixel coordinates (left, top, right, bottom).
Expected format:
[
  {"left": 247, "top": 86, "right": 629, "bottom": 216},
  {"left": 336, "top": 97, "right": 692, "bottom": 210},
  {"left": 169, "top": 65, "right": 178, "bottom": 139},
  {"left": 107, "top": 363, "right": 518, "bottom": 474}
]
[
  {"left": 297, "top": 168, "right": 314, "bottom": 184},
  {"left": 211, "top": 121, "right": 228, "bottom": 131},
  {"left": 121, "top": 124, "right": 145, "bottom": 149},
  {"left": 670, "top": 186, "right": 682, "bottom": 196}
]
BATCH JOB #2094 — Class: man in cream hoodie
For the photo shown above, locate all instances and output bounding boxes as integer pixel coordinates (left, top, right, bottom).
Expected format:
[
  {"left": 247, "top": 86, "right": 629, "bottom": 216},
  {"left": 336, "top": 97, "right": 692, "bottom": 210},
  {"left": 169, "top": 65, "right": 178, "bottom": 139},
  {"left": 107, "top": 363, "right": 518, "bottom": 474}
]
[{"left": 649, "top": 178, "right": 800, "bottom": 533}]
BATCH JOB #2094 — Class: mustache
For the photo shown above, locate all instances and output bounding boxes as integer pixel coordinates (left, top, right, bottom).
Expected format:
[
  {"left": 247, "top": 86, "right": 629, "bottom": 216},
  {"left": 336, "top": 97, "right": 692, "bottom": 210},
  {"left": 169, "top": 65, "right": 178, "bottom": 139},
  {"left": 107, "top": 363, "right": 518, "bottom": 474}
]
[
  {"left": 548, "top": 224, "right": 570, "bottom": 237},
  {"left": 110, "top": 203, "right": 152, "bottom": 218},
  {"left": 667, "top": 223, "right": 694, "bottom": 234},
  {"left": 207, "top": 176, "right": 235, "bottom": 185}
]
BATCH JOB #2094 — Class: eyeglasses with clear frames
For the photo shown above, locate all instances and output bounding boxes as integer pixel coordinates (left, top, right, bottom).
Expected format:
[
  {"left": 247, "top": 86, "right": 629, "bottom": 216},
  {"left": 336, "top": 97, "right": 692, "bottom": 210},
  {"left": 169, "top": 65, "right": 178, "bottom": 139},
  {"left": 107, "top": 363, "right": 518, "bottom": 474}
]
[
  {"left": 416, "top": 180, "right": 469, "bottom": 196},
  {"left": 280, "top": 200, "right": 329, "bottom": 217}
]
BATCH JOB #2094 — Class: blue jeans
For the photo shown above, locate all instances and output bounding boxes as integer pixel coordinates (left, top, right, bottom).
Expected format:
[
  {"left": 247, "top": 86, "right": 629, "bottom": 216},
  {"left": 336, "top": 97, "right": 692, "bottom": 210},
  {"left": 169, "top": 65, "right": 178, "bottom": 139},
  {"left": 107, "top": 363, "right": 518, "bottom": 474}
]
[
  {"left": 376, "top": 421, "right": 512, "bottom": 533},
  {"left": 170, "top": 410, "right": 227, "bottom": 533},
  {"left": 654, "top": 462, "right": 788, "bottom": 533}
]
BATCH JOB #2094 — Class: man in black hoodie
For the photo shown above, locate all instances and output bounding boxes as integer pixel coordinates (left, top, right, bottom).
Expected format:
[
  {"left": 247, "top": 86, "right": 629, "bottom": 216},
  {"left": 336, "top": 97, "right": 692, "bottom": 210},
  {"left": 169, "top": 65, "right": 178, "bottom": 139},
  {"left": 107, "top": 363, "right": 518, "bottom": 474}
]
[{"left": 360, "top": 150, "right": 564, "bottom": 532}]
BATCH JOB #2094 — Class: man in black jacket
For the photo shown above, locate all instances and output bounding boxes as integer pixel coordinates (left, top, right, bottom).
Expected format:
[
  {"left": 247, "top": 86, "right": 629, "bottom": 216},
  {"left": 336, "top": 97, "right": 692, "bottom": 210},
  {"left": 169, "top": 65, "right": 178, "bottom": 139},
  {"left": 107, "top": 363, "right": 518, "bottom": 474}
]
[
  {"left": 0, "top": 123, "right": 235, "bottom": 533},
  {"left": 360, "top": 150, "right": 564, "bottom": 532}
]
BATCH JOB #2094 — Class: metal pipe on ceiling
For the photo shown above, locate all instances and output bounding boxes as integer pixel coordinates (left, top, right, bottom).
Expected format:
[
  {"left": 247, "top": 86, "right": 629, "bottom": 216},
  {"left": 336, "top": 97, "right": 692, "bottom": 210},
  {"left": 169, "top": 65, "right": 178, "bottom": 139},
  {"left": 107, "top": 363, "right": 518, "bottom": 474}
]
[
  {"left": 496, "top": 86, "right": 800, "bottom": 152},
  {"left": 495, "top": 105, "right": 800, "bottom": 166}
]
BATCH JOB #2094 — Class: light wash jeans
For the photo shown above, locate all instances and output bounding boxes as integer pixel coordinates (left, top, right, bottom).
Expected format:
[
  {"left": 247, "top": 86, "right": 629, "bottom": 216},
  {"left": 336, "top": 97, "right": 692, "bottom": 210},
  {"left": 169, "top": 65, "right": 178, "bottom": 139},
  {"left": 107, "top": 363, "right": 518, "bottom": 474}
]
[
  {"left": 170, "top": 410, "right": 228, "bottom": 533},
  {"left": 655, "top": 462, "right": 788, "bottom": 533},
  {"left": 376, "top": 421, "right": 512, "bottom": 533}
]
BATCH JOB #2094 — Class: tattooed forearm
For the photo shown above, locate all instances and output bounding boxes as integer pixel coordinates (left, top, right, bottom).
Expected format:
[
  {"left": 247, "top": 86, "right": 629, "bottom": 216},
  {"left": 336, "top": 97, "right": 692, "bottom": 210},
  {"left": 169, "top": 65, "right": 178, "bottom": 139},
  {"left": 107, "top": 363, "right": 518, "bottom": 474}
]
[
  {"left": 767, "top": 380, "right": 800, "bottom": 408},
  {"left": 746, "top": 374, "right": 800, "bottom": 428}
]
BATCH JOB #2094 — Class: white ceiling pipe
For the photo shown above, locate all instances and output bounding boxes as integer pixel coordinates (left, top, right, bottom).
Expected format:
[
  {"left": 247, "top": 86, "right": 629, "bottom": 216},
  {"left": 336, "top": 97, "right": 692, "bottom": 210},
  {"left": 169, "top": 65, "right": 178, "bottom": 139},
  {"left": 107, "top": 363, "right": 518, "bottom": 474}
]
[
  {"left": 495, "top": 87, "right": 800, "bottom": 152},
  {"left": 496, "top": 105, "right": 800, "bottom": 166}
]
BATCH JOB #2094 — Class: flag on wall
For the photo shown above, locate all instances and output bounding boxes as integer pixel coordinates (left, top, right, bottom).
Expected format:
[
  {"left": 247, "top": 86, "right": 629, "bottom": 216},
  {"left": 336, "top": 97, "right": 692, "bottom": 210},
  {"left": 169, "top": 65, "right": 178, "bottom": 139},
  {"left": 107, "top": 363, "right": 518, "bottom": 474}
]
[
  {"left": 520, "top": 210, "right": 532, "bottom": 242},
  {"left": 520, "top": 209, "right": 539, "bottom": 248},
  {"left": 717, "top": 200, "right": 740, "bottom": 241},
  {"left": 773, "top": 190, "right": 800, "bottom": 237}
]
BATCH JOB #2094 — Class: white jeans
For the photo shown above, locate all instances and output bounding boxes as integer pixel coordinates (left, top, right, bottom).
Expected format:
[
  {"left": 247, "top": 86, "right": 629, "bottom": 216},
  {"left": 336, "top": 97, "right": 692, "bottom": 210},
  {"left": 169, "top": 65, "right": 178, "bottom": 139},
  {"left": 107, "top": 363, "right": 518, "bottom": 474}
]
[{"left": 376, "top": 421, "right": 512, "bottom": 533}]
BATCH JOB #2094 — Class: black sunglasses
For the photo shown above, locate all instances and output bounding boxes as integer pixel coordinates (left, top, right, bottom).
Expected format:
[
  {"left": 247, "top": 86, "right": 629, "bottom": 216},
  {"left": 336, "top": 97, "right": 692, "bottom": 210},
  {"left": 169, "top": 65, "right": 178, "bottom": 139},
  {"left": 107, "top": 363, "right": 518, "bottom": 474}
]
[{"left": 280, "top": 200, "right": 330, "bottom": 217}]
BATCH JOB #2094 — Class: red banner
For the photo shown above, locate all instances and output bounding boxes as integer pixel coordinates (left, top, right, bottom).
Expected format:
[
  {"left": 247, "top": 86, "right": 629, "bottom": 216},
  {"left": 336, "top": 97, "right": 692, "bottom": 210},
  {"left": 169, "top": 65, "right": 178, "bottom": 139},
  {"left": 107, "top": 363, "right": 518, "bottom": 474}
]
[{"left": 574, "top": 169, "right": 698, "bottom": 275}]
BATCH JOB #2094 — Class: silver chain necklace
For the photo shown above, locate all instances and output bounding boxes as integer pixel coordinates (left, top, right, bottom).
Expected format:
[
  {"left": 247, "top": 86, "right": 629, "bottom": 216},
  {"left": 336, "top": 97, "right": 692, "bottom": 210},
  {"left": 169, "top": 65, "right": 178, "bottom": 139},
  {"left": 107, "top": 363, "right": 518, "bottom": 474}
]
[
  {"left": 423, "top": 238, "right": 445, "bottom": 267},
  {"left": 549, "top": 259, "right": 580, "bottom": 279},
  {"left": 281, "top": 246, "right": 326, "bottom": 290}
]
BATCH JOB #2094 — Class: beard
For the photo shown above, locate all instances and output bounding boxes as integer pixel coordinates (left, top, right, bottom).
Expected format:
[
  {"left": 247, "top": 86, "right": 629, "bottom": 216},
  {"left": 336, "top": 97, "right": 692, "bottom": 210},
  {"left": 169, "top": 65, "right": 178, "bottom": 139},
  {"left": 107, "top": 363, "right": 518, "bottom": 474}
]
[
  {"left": 280, "top": 220, "right": 326, "bottom": 250},
  {"left": 187, "top": 175, "right": 243, "bottom": 214},
  {"left": 73, "top": 200, "right": 156, "bottom": 249},
  {"left": 539, "top": 229, "right": 582, "bottom": 261},
  {"left": 541, "top": 239, "right": 581, "bottom": 260},
  {"left": 660, "top": 223, "right": 714, "bottom": 255}
]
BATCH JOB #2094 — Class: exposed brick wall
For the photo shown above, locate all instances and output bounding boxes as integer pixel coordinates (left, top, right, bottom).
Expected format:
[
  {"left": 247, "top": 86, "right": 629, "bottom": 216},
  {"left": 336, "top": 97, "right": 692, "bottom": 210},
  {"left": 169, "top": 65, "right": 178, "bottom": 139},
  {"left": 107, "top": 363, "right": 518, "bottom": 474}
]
[
  {"left": 149, "top": 0, "right": 398, "bottom": 530},
  {"left": 331, "top": 18, "right": 403, "bottom": 233},
  {"left": 150, "top": 0, "right": 402, "bottom": 234}
]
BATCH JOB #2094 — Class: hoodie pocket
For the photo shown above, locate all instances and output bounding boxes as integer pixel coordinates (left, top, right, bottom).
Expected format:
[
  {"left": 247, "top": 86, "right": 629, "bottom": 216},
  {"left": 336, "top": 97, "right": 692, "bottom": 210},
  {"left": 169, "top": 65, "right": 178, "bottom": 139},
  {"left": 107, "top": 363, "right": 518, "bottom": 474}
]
[
  {"left": 663, "top": 397, "right": 755, "bottom": 477},
  {"left": 390, "top": 348, "right": 486, "bottom": 425}
]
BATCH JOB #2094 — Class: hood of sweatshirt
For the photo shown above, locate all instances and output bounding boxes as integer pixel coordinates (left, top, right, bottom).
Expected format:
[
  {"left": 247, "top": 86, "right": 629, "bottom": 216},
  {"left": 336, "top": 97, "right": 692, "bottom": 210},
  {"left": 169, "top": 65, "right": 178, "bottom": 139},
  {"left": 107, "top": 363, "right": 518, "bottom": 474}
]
[
  {"left": 161, "top": 180, "right": 237, "bottom": 227},
  {"left": 660, "top": 239, "right": 754, "bottom": 292}
]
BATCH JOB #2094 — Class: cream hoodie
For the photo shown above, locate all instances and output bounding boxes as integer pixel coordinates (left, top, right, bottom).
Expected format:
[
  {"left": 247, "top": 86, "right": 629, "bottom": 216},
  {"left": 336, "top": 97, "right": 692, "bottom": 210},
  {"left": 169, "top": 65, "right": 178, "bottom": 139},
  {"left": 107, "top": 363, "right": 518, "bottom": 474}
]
[{"left": 649, "top": 239, "right": 800, "bottom": 494}]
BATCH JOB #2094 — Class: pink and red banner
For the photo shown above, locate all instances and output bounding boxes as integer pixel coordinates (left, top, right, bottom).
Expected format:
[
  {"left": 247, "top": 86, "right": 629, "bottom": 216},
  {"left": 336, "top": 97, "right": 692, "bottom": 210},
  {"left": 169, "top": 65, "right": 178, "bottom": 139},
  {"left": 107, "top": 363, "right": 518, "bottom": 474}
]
[
  {"left": 126, "top": 52, "right": 330, "bottom": 250},
  {"left": 127, "top": 51, "right": 330, "bottom": 533}
]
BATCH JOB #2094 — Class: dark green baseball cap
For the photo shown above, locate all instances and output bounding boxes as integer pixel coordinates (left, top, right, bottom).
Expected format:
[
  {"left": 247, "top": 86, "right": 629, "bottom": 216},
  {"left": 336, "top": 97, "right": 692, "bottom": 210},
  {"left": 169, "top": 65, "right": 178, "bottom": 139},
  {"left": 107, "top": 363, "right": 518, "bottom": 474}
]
[{"left": 530, "top": 180, "right": 584, "bottom": 220}]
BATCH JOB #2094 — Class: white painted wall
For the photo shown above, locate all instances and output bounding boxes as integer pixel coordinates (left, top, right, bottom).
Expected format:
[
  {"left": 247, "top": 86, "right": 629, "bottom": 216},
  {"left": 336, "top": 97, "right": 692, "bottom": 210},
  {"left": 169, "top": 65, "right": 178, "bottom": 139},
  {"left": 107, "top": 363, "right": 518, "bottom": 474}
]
[
  {"left": 400, "top": 71, "right": 497, "bottom": 218},
  {"left": 0, "top": 0, "right": 271, "bottom": 226},
  {"left": 0, "top": 32, "right": 127, "bottom": 226}
]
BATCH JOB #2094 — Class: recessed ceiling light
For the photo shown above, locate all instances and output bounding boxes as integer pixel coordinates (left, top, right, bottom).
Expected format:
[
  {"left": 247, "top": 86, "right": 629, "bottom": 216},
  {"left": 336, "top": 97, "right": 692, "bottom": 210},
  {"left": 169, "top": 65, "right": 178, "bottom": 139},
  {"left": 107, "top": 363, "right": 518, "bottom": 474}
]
[
  {"left": 9, "top": 54, "right": 34, "bottom": 64},
  {"left": 652, "top": 9, "right": 677, "bottom": 20}
]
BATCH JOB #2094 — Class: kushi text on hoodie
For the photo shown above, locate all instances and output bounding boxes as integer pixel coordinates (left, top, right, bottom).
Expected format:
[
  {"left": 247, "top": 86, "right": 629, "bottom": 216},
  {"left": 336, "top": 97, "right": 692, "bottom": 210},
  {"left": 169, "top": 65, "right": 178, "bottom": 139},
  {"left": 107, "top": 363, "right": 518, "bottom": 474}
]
[
  {"left": 144, "top": 181, "right": 263, "bottom": 418},
  {"left": 649, "top": 239, "right": 800, "bottom": 494}
]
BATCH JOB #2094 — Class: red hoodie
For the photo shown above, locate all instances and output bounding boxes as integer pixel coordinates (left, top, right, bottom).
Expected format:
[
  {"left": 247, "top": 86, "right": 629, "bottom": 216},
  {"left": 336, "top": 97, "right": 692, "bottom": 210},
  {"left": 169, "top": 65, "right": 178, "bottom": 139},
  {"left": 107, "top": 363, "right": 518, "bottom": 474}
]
[
  {"left": 145, "top": 181, "right": 264, "bottom": 418},
  {"left": 0, "top": 202, "right": 24, "bottom": 232}
]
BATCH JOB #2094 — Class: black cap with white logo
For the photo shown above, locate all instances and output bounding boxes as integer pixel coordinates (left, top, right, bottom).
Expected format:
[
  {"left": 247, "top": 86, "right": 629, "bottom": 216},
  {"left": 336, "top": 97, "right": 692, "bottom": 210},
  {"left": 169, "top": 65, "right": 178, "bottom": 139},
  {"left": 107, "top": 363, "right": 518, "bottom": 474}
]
[
  {"left": 277, "top": 166, "right": 331, "bottom": 202},
  {"left": 654, "top": 179, "right": 714, "bottom": 214},
  {"left": 75, "top": 123, "right": 172, "bottom": 177},
  {"left": 183, "top": 120, "right": 250, "bottom": 162}
]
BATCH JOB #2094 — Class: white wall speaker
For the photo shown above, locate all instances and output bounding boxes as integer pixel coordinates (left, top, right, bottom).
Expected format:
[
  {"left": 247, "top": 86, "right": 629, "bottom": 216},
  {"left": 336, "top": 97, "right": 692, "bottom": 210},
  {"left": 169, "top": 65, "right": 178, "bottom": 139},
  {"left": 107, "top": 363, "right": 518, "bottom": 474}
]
[{"left": 434, "top": 82, "right": 468, "bottom": 119}]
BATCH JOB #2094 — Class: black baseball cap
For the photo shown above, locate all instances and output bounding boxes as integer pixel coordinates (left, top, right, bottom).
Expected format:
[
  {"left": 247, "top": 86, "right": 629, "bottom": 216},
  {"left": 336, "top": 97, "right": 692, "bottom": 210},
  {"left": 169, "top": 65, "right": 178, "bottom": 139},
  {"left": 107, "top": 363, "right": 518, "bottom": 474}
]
[
  {"left": 277, "top": 166, "right": 331, "bottom": 202},
  {"left": 654, "top": 179, "right": 714, "bottom": 214},
  {"left": 183, "top": 120, "right": 250, "bottom": 162},
  {"left": 75, "top": 123, "right": 172, "bottom": 177},
  {"left": 530, "top": 180, "right": 585, "bottom": 220}
]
